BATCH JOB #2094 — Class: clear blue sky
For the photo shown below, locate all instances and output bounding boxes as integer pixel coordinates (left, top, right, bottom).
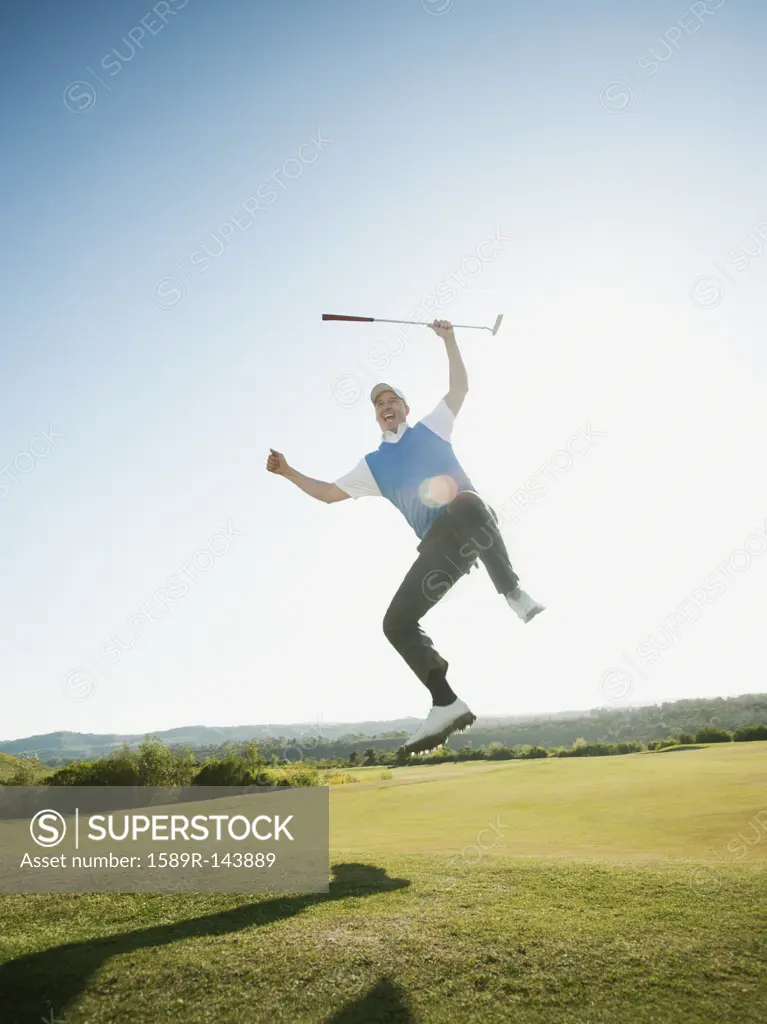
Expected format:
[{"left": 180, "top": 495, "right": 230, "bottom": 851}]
[{"left": 2, "top": 0, "right": 766, "bottom": 741}]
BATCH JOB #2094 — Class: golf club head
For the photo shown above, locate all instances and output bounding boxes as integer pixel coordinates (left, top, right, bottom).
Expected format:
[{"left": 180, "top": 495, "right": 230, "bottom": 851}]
[{"left": 491, "top": 314, "right": 504, "bottom": 336}]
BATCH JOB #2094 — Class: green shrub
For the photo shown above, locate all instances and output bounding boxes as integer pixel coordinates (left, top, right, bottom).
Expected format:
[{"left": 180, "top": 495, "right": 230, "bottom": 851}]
[
  {"left": 191, "top": 739, "right": 270, "bottom": 786},
  {"left": 563, "top": 742, "right": 611, "bottom": 757},
  {"left": 518, "top": 745, "right": 548, "bottom": 759},
  {"left": 733, "top": 723, "right": 767, "bottom": 742},
  {"left": 47, "top": 761, "right": 97, "bottom": 786},
  {"left": 422, "top": 747, "right": 455, "bottom": 764},
  {"left": 647, "top": 737, "right": 676, "bottom": 751},
  {"left": 324, "top": 771, "right": 359, "bottom": 785},
  {"left": 694, "top": 727, "right": 733, "bottom": 744},
  {"left": 192, "top": 760, "right": 271, "bottom": 787},
  {"left": 271, "top": 766, "right": 321, "bottom": 787},
  {"left": 48, "top": 746, "right": 138, "bottom": 785},
  {"left": 48, "top": 738, "right": 201, "bottom": 787},
  {"left": 615, "top": 742, "right": 644, "bottom": 754},
  {"left": 135, "top": 738, "right": 199, "bottom": 786},
  {"left": 454, "top": 746, "right": 485, "bottom": 761},
  {"left": 486, "top": 743, "right": 515, "bottom": 760},
  {"left": 4, "top": 757, "right": 42, "bottom": 786}
]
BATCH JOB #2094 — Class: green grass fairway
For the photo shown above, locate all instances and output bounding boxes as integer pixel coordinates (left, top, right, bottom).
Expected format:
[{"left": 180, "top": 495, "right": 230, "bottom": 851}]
[
  {"left": 331, "top": 742, "right": 767, "bottom": 862},
  {"left": 2, "top": 744, "right": 766, "bottom": 1023}
]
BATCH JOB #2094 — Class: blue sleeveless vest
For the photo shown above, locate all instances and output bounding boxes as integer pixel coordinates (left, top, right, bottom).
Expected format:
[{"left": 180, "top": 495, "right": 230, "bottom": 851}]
[{"left": 365, "top": 422, "right": 476, "bottom": 540}]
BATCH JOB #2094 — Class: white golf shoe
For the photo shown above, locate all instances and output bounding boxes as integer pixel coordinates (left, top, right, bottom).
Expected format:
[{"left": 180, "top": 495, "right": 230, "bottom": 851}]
[
  {"left": 403, "top": 698, "right": 476, "bottom": 755},
  {"left": 506, "top": 587, "right": 546, "bottom": 623}
]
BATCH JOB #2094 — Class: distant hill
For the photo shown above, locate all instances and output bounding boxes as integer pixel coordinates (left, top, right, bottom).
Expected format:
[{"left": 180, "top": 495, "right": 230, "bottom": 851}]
[
  {"left": 0, "top": 713, "right": 588, "bottom": 763},
  {"left": 3, "top": 693, "right": 766, "bottom": 766},
  {"left": 0, "top": 722, "right": 418, "bottom": 763}
]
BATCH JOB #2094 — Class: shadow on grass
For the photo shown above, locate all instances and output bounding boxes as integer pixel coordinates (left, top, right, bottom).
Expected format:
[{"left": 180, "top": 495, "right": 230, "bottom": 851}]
[
  {"left": 1, "top": 862, "right": 410, "bottom": 1024},
  {"left": 324, "top": 977, "right": 414, "bottom": 1023}
]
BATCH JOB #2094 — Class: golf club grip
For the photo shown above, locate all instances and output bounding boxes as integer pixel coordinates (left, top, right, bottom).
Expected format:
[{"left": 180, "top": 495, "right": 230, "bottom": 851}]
[{"left": 322, "top": 314, "right": 375, "bottom": 323}]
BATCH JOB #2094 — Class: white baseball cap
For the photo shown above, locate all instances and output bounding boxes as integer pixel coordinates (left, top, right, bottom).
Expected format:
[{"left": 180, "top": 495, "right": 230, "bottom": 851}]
[{"left": 370, "top": 383, "right": 407, "bottom": 405}]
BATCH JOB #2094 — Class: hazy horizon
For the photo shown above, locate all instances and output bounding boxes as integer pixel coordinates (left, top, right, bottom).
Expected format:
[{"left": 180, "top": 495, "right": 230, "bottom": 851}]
[{"left": 5, "top": 689, "right": 763, "bottom": 747}]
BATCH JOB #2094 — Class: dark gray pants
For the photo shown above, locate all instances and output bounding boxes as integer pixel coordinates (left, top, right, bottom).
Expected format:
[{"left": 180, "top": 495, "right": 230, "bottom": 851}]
[{"left": 382, "top": 491, "right": 519, "bottom": 691}]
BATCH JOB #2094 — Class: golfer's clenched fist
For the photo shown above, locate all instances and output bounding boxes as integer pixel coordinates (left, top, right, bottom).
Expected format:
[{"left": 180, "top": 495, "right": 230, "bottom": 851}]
[
  {"left": 429, "top": 319, "right": 456, "bottom": 343},
  {"left": 267, "top": 449, "right": 289, "bottom": 475}
]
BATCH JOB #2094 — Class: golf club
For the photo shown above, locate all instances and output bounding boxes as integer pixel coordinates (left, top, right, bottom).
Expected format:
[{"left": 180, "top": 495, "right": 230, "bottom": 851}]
[{"left": 322, "top": 312, "right": 504, "bottom": 336}]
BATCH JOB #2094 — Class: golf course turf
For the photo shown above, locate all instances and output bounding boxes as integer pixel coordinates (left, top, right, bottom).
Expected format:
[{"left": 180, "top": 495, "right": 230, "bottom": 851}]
[{"left": 2, "top": 743, "right": 765, "bottom": 1022}]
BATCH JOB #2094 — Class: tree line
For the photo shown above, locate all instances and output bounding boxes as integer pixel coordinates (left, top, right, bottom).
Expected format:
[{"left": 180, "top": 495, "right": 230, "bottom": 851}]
[
  {"left": 14, "top": 692, "right": 767, "bottom": 767},
  {"left": 3, "top": 723, "right": 765, "bottom": 786}
]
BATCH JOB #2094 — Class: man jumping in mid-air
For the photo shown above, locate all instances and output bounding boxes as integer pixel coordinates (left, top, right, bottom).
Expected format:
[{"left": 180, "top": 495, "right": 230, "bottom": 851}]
[{"left": 266, "top": 319, "right": 545, "bottom": 753}]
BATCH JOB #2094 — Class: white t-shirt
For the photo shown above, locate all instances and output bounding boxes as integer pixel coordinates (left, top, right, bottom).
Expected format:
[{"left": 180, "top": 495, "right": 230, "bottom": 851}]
[{"left": 335, "top": 400, "right": 456, "bottom": 499}]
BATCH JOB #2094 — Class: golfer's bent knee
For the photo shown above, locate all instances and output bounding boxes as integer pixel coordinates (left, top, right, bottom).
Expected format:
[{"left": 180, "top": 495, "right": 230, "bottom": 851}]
[{"left": 382, "top": 610, "right": 404, "bottom": 641}]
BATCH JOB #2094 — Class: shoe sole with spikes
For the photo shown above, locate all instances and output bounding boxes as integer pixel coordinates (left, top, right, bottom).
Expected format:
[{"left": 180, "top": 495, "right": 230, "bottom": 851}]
[{"left": 403, "top": 711, "right": 477, "bottom": 756}]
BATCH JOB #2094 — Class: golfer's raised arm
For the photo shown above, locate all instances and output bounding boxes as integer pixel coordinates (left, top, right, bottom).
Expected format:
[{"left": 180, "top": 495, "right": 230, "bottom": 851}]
[
  {"left": 429, "top": 320, "right": 469, "bottom": 415},
  {"left": 266, "top": 449, "right": 349, "bottom": 504}
]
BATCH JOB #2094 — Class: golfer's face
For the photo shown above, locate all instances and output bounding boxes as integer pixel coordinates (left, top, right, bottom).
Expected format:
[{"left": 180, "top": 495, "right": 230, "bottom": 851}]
[{"left": 375, "top": 392, "right": 407, "bottom": 432}]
